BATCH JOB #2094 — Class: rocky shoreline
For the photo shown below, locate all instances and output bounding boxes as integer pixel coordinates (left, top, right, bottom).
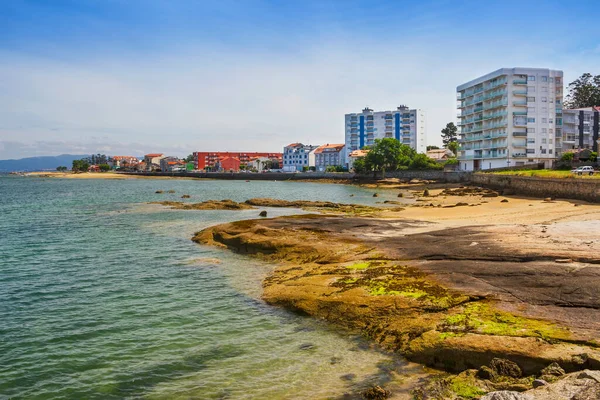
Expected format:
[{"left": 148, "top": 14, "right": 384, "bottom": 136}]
[{"left": 190, "top": 186, "right": 600, "bottom": 398}]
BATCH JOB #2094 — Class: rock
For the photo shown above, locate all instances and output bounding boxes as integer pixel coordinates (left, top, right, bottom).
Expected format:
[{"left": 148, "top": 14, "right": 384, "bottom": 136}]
[
  {"left": 541, "top": 362, "right": 565, "bottom": 377},
  {"left": 532, "top": 379, "right": 548, "bottom": 388},
  {"left": 361, "top": 385, "right": 390, "bottom": 400},
  {"left": 480, "top": 391, "right": 532, "bottom": 400},
  {"left": 350, "top": 194, "right": 354, "bottom": 197},
  {"left": 155, "top": 190, "right": 163, "bottom": 193},
  {"left": 501, "top": 199, "right": 509, "bottom": 203},
  {"left": 456, "top": 202, "right": 469, "bottom": 207},
  {"left": 397, "top": 193, "right": 403, "bottom": 198},
  {"left": 150, "top": 200, "right": 255, "bottom": 210},
  {"left": 482, "top": 193, "right": 499, "bottom": 197},
  {"left": 259, "top": 210, "right": 267, "bottom": 217},
  {"left": 490, "top": 358, "right": 522, "bottom": 378},
  {"left": 373, "top": 193, "right": 379, "bottom": 197},
  {"left": 167, "top": 190, "right": 176, "bottom": 193},
  {"left": 544, "top": 197, "right": 553, "bottom": 202},
  {"left": 299, "top": 343, "right": 315, "bottom": 350},
  {"left": 578, "top": 369, "right": 600, "bottom": 383},
  {"left": 555, "top": 259, "right": 573, "bottom": 264},
  {"left": 478, "top": 365, "right": 497, "bottom": 380},
  {"left": 181, "top": 194, "right": 191, "bottom": 198},
  {"left": 423, "top": 189, "right": 430, "bottom": 197}
]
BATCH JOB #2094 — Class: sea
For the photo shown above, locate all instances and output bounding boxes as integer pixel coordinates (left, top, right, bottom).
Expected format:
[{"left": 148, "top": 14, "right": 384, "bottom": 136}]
[{"left": 0, "top": 176, "right": 423, "bottom": 400}]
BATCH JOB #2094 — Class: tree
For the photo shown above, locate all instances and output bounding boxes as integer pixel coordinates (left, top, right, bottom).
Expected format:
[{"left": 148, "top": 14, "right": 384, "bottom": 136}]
[
  {"left": 441, "top": 122, "right": 458, "bottom": 147},
  {"left": 447, "top": 141, "right": 459, "bottom": 156},
  {"left": 99, "top": 164, "right": 111, "bottom": 172},
  {"left": 184, "top": 154, "right": 194, "bottom": 163},
  {"left": 363, "top": 138, "right": 417, "bottom": 177},
  {"left": 72, "top": 159, "right": 90, "bottom": 172},
  {"left": 409, "top": 153, "right": 441, "bottom": 170},
  {"left": 561, "top": 152, "right": 574, "bottom": 162},
  {"left": 426, "top": 145, "right": 440, "bottom": 151},
  {"left": 352, "top": 157, "right": 367, "bottom": 173},
  {"left": 564, "top": 73, "right": 600, "bottom": 109},
  {"left": 56, "top": 166, "right": 68, "bottom": 172}
]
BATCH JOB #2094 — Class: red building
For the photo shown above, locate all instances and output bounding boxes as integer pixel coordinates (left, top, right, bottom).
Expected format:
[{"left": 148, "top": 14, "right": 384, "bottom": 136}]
[{"left": 193, "top": 152, "right": 283, "bottom": 171}]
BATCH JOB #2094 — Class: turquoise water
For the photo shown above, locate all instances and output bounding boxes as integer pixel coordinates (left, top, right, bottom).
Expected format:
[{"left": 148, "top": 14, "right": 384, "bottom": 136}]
[{"left": 0, "top": 177, "right": 420, "bottom": 399}]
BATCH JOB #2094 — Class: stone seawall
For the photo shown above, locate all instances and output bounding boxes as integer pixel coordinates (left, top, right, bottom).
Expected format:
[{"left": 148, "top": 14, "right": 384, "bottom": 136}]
[
  {"left": 123, "top": 171, "right": 471, "bottom": 182},
  {"left": 472, "top": 174, "right": 600, "bottom": 202}
]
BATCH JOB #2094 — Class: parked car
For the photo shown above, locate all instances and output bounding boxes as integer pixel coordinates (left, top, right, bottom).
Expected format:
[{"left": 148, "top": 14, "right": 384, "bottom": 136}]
[{"left": 572, "top": 166, "right": 595, "bottom": 175}]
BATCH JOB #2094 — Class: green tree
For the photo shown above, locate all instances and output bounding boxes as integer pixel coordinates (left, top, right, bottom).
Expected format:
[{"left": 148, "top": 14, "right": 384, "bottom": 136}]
[
  {"left": 561, "top": 152, "right": 574, "bottom": 162},
  {"left": 565, "top": 73, "right": 600, "bottom": 109},
  {"left": 184, "top": 154, "right": 194, "bottom": 163},
  {"left": 590, "top": 152, "right": 598, "bottom": 162},
  {"left": 409, "top": 153, "right": 439, "bottom": 170},
  {"left": 441, "top": 122, "right": 458, "bottom": 147},
  {"left": 99, "top": 164, "right": 111, "bottom": 172},
  {"left": 72, "top": 159, "right": 90, "bottom": 172},
  {"left": 56, "top": 166, "right": 68, "bottom": 172},
  {"left": 447, "top": 141, "right": 459, "bottom": 156},
  {"left": 352, "top": 157, "right": 367, "bottom": 173},
  {"left": 363, "top": 138, "right": 417, "bottom": 177},
  {"left": 426, "top": 145, "right": 440, "bottom": 151}
]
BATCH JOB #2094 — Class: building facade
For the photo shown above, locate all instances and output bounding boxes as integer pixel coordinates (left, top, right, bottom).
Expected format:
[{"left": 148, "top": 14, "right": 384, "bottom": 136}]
[
  {"left": 457, "top": 67, "right": 564, "bottom": 171},
  {"left": 282, "top": 143, "right": 318, "bottom": 172},
  {"left": 193, "top": 152, "right": 282, "bottom": 172},
  {"left": 143, "top": 153, "right": 165, "bottom": 171},
  {"left": 561, "top": 107, "right": 600, "bottom": 154},
  {"left": 344, "top": 106, "right": 426, "bottom": 165},
  {"left": 314, "top": 144, "right": 345, "bottom": 171},
  {"left": 160, "top": 156, "right": 186, "bottom": 172}
]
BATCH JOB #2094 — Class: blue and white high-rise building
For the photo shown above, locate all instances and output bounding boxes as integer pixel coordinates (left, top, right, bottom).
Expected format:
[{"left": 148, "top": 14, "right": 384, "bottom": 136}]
[{"left": 344, "top": 106, "right": 427, "bottom": 165}]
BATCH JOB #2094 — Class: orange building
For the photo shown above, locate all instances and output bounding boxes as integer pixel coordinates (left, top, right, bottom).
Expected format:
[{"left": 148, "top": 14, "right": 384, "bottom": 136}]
[{"left": 193, "top": 152, "right": 283, "bottom": 171}]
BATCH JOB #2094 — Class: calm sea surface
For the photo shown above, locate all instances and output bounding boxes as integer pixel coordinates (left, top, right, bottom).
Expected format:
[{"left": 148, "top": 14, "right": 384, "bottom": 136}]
[{"left": 0, "top": 176, "right": 420, "bottom": 399}]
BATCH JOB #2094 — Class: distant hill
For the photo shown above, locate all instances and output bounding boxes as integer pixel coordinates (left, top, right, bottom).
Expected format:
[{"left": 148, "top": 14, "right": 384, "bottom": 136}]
[{"left": 0, "top": 154, "right": 90, "bottom": 172}]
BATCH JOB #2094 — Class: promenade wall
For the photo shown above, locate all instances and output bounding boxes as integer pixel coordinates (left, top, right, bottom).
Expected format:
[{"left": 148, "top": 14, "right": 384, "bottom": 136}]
[
  {"left": 124, "top": 171, "right": 471, "bottom": 182},
  {"left": 472, "top": 174, "right": 600, "bottom": 202}
]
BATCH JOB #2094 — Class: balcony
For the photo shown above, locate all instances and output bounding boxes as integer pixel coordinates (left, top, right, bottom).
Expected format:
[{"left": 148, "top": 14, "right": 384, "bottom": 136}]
[
  {"left": 513, "top": 120, "right": 527, "bottom": 127},
  {"left": 512, "top": 141, "right": 527, "bottom": 148},
  {"left": 483, "top": 100, "right": 508, "bottom": 111},
  {"left": 513, "top": 153, "right": 527, "bottom": 157},
  {"left": 513, "top": 132, "right": 527, "bottom": 137},
  {"left": 513, "top": 90, "right": 527, "bottom": 96},
  {"left": 513, "top": 79, "right": 527, "bottom": 85},
  {"left": 513, "top": 101, "right": 527, "bottom": 107}
]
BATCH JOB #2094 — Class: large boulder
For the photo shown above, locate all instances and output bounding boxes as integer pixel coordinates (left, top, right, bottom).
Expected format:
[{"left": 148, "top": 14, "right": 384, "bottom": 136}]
[{"left": 490, "top": 358, "right": 522, "bottom": 378}]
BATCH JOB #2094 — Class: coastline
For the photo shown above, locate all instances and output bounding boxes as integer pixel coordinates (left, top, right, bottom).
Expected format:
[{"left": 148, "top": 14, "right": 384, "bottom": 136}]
[{"left": 191, "top": 186, "right": 600, "bottom": 397}]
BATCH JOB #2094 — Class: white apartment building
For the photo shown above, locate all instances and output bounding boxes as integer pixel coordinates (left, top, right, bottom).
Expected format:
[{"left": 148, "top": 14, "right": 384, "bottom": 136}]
[
  {"left": 314, "top": 144, "right": 346, "bottom": 171},
  {"left": 282, "top": 143, "right": 319, "bottom": 172},
  {"left": 561, "top": 107, "right": 600, "bottom": 154},
  {"left": 457, "top": 68, "right": 564, "bottom": 171},
  {"left": 344, "top": 106, "right": 427, "bottom": 165}
]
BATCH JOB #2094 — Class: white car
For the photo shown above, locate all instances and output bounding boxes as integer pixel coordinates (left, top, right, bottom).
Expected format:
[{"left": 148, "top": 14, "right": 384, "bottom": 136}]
[{"left": 572, "top": 166, "right": 595, "bottom": 175}]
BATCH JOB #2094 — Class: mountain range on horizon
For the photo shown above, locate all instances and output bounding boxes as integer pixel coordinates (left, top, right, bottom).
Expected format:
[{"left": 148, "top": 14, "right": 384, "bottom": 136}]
[{"left": 0, "top": 154, "right": 92, "bottom": 172}]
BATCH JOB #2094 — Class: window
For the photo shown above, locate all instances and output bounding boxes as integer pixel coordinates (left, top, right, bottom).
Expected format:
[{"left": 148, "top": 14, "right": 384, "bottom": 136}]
[
  {"left": 549, "top": 149, "right": 553, "bottom": 154},
  {"left": 549, "top": 118, "right": 553, "bottom": 124},
  {"left": 541, "top": 97, "right": 547, "bottom": 102},
  {"left": 527, "top": 138, "right": 536, "bottom": 143},
  {"left": 549, "top": 129, "right": 553, "bottom": 134},
  {"left": 542, "top": 138, "right": 547, "bottom": 144},
  {"left": 542, "top": 118, "right": 547, "bottom": 123},
  {"left": 541, "top": 76, "right": 548, "bottom": 82},
  {"left": 527, "top": 118, "right": 536, "bottom": 123},
  {"left": 541, "top": 149, "right": 547, "bottom": 154},
  {"left": 527, "top": 128, "right": 535, "bottom": 133},
  {"left": 527, "top": 107, "right": 536, "bottom": 113},
  {"left": 549, "top": 77, "right": 554, "bottom": 83},
  {"left": 542, "top": 86, "right": 548, "bottom": 92},
  {"left": 527, "top": 149, "right": 535, "bottom": 153},
  {"left": 549, "top": 139, "right": 553, "bottom": 144},
  {"left": 527, "top": 97, "right": 535, "bottom": 102},
  {"left": 528, "top": 86, "right": 536, "bottom": 92},
  {"left": 528, "top": 76, "right": 536, "bottom": 81},
  {"left": 542, "top": 128, "right": 547, "bottom": 133}
]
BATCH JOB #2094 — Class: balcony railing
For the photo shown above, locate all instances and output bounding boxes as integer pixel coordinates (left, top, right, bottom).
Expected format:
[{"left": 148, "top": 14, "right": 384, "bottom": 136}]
[
  {"left": 513, "top": 101, "right": 527, "bottom": 107},
  {"left": 513, "top": 132, "right": 527, "bottom": 137},
  {"left": 513, "top": 111, "right": 527, "bottom": 115},
  {"left": 513, "top": 79, "right": 527, "bottom": 85},
  {"left": 513, "top": 90, "right": 527, "bottom": 96}
]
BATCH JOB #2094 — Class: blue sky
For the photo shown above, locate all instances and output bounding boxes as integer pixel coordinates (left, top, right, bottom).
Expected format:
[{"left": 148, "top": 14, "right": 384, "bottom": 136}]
[{"left": 1, "top": 0, "right": 599, "bottom": 159}]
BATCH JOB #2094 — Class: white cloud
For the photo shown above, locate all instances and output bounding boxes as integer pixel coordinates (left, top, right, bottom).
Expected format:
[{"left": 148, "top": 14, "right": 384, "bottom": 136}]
[{"left": 2, "top": 36, "right": 595, "bottom": 159}]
